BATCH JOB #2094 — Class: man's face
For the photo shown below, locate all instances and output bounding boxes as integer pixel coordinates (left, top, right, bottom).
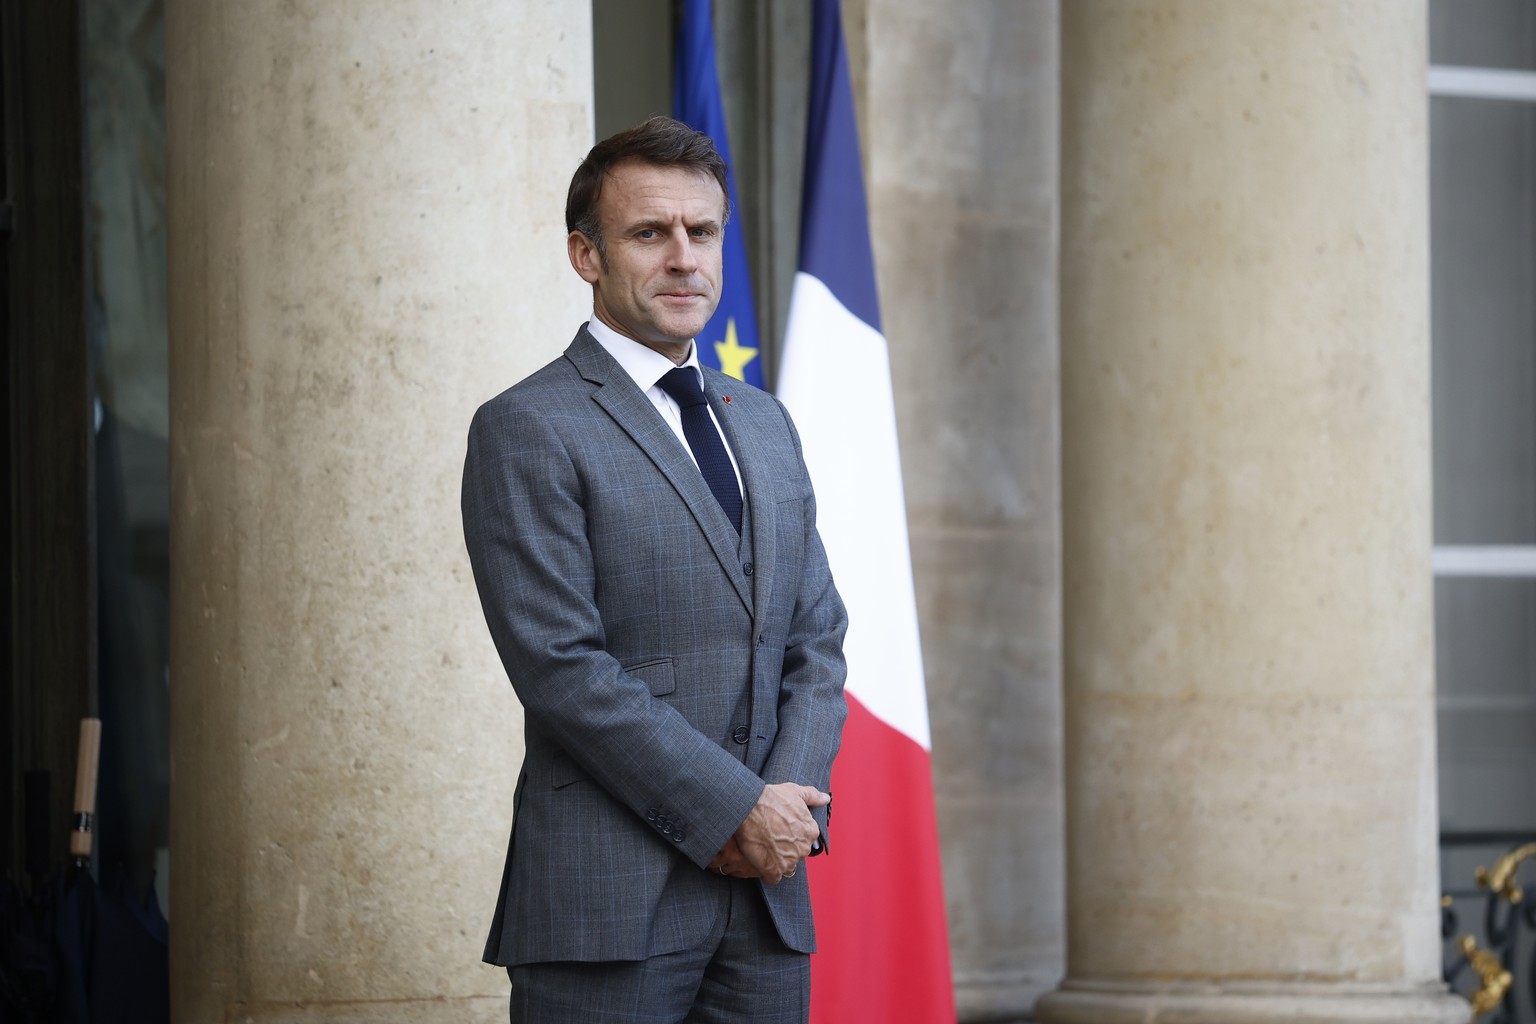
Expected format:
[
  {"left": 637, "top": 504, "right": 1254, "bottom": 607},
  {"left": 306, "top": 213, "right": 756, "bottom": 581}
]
[{"left": 569, "top": 160, "right": 726, "bottom": 354}]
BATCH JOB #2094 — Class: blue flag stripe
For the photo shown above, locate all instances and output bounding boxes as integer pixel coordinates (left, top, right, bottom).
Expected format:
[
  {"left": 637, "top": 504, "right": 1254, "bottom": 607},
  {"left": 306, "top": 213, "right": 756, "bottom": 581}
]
[{"left": 799, "top": 0, "right": 882, "bottom": 334}]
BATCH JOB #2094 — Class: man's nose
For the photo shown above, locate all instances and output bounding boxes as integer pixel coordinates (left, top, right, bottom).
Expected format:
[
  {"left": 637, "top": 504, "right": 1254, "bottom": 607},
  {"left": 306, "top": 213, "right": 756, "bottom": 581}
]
[{"left": 665, "top": 229, "right": 699, "bottom": 272}]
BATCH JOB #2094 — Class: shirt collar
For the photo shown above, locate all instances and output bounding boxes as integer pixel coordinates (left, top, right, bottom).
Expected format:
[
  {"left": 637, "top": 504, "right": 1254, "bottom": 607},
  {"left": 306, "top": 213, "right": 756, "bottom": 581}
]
[{"left": 586, "top": 317, "right": 701, "bottom": 393}]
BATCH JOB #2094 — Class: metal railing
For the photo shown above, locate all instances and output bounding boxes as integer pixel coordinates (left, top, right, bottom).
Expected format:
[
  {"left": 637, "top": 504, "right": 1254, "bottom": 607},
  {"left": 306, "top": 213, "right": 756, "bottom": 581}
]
[{"left": 1442, "top": 831, "right": 1536, "bottom": 1023}]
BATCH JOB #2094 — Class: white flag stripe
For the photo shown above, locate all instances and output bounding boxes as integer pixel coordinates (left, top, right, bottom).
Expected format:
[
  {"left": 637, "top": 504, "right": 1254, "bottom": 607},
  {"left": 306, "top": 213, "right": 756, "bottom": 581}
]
[{"left": 778, "top": 272, "right": 931, "bottom": 751}]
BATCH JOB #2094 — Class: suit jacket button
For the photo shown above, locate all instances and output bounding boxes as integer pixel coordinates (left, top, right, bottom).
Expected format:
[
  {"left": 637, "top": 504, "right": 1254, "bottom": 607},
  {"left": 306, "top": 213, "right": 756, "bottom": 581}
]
[
  {"left": 661, "top": 822, "right": 673, "bottom": 834},
  {"left": 646, "top": 809, "right": 658, "bottom": 821},
  {"left": 743, "top": 561, "right": 754, "bottom": 576},
  {"left": 732, "top": 726, "right": 749, "bottom": 744},
  {"left": 672, "top": 831, "right": 685, "bottom": 842}
]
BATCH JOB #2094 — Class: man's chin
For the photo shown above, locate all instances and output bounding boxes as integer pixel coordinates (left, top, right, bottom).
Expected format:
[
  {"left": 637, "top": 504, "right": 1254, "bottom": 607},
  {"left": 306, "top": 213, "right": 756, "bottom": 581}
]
[
  {"left": 646, "top": 300, "right": 714, "bottom": 334},
  {"left": 658, "top": 317, "right": 713, "bottom": 345}
]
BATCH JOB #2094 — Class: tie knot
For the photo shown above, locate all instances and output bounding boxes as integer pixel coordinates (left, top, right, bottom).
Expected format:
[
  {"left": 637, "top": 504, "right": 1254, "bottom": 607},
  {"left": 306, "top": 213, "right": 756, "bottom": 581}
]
[{"left": 657, "top": 367, "right": 708, "bottom": 409}]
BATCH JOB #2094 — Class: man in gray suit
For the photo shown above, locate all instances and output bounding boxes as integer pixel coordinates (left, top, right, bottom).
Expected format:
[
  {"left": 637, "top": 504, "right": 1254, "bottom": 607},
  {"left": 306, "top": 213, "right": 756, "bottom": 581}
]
[{"left": 461, "top": 116, "right": 848, "bottom": 1022}]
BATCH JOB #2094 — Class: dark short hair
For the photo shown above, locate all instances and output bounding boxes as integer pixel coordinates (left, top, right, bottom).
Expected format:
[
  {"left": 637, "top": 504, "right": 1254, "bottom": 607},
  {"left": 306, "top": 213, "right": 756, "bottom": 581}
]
[{"left": 565, "top": 116, "right": 731, "bottom": 260}]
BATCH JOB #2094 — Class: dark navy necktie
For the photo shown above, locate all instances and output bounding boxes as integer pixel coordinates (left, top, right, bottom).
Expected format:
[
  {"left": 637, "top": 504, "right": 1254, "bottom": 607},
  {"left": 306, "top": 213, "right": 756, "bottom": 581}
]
[{"left": 656, "top": 367, "right": 742, "bottom": 534}]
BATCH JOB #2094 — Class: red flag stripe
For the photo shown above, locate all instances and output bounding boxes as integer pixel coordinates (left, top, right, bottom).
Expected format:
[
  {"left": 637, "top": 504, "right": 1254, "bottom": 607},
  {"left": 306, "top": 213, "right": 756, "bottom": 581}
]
[{"left": 809, "top": 694, "right": 956, "bottom": 1022}]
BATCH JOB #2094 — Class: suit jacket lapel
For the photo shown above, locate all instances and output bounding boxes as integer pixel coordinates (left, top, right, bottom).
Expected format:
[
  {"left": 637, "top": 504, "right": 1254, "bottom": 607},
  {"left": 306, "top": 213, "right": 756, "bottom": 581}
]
[
  {"left": 565, "top": 329, "right": 753, "bottom": 615},
  {"left": 703, "top": 374, "right": 776, "bottom": 622}
]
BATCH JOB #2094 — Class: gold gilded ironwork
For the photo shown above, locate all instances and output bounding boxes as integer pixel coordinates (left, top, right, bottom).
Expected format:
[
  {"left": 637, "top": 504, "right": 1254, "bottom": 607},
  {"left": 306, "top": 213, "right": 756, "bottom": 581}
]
[
  {"left": 1458, "top": 935, "right": 1511, "bottom": 1017},
  {"left": 1475, "top": 842, "right": 1536, "bottom": 904}
]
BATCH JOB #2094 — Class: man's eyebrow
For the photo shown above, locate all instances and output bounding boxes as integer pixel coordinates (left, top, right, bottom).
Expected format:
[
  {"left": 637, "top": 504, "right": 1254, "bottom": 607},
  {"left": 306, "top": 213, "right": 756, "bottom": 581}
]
[{"left": 620, "top": 216, "right": 721, "bottom": 233}]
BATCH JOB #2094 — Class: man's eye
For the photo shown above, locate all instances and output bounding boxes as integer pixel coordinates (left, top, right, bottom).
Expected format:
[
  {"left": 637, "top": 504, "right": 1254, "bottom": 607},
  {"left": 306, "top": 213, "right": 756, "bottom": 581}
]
[{"left": 637, "top": 229, "right": 657, "bottom": 239}]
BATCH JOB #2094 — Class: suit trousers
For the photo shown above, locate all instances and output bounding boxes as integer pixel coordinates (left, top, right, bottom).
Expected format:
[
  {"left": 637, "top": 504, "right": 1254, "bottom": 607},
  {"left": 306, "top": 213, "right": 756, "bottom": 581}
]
[{"left": 508, "top": 876, "right": 810, "bottom": 1024}]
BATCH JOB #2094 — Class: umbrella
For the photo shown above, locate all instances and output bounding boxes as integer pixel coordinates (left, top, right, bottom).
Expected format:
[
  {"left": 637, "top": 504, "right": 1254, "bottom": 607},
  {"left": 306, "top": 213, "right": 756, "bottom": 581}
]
[{"left": 0, "top": 720, "right": 168, "bottom": 1023}]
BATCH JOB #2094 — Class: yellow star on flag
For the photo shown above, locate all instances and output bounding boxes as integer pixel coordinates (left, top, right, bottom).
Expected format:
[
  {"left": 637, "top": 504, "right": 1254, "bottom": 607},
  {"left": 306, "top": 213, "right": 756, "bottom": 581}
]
[{"left": 713, "top": 317, "right": 759, "bottom": 382}]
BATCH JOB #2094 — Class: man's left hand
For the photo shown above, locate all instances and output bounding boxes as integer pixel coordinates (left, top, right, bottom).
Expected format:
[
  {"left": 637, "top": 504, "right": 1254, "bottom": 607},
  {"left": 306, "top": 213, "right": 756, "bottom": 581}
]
[{"left": 706, "top": 837, "right": 763, "bottom": 879}]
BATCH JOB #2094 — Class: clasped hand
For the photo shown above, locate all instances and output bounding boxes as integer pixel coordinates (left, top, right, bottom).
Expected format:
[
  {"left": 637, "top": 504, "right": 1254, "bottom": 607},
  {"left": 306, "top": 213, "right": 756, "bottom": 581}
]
[{"left": 706, "top": 782, "right": 829, "bottom": 884}]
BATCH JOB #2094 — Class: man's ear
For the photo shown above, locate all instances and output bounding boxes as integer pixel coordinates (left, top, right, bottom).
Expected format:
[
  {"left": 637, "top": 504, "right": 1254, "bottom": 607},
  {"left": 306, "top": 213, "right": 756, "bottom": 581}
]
[{"left": 568, "top": 231, "right": 602, "bottom": 284}]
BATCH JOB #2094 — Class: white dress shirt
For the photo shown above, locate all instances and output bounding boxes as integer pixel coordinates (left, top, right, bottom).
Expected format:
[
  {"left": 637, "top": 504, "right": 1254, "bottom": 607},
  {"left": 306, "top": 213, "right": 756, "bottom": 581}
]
[{"left": 586, "top": 318, "right": 744, "bottom": 494}]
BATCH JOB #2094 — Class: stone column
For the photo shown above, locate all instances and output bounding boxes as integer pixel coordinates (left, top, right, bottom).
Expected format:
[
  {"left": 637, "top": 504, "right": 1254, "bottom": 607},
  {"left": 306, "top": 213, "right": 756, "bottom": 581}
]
[
  {"left": 1039, "top": 4, "right": 1465, "bottom": 1023},
  {"left": 166, "top": 4, "right": 591, "bottom": 1021},
  {"left": 856, "top": 1, "right": 1065, "bottom": 1019}
]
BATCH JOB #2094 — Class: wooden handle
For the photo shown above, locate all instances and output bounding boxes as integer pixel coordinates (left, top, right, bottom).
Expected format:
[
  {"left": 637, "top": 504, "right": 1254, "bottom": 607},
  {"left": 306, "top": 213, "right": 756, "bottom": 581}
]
[{"left": 69, "top": 718, "right": 102, "bottom": 859}]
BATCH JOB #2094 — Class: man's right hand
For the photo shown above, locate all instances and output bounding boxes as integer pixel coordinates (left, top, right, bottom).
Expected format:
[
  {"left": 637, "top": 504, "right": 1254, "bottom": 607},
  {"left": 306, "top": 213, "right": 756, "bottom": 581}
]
[{"left": 734, "top": 782, "right": 830, "bottom": 884}]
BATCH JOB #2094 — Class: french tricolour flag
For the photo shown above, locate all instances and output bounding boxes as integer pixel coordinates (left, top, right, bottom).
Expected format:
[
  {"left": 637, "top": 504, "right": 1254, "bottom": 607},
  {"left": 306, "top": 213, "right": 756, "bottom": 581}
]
[{"left": 777, "top": 2, "right": 957, "bottom": 1020}]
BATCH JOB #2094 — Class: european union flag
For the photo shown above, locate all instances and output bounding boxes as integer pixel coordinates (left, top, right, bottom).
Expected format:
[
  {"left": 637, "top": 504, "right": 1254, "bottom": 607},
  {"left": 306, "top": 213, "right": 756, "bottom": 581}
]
[{"left": 673, "top": 0, "right": 764, "bottom": 388}]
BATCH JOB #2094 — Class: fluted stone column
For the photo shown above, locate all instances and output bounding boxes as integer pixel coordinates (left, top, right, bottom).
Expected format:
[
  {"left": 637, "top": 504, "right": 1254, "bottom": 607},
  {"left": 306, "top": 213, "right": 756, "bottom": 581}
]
[
  {"left": 166, "top": 4, "right": 590, "bottom": 1021},
  {"left": 1040, "top": 4, "right": 1465, "bottom": 1023},
  {"left": 854, "top": 1, "right": 1065, "bottom": 1019}
]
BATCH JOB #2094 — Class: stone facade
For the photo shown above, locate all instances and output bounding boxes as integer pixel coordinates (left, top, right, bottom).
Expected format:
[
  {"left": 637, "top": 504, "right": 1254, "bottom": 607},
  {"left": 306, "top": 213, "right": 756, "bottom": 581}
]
[{"left": 166, "top": 3, "right": 1456, "bottom": 1021}]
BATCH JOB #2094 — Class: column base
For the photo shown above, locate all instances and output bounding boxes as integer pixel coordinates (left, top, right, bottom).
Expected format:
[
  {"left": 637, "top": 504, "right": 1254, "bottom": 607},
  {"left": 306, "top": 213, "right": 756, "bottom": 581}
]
[
  {"left": 1036, "top": 979, "right": 1469, "bottom": 1024},
  {"left": 955, "top": 964, "right": 1064, "bottom": 1022},
  {"left": 226, "top": 995, "right": 507, "bottom": 1023}
]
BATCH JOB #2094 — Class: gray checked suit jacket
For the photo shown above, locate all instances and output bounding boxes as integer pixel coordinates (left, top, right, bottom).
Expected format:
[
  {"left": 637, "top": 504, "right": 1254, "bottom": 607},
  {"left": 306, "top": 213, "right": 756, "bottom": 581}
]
[{"left": 461, "top": 326, "right": 849, "bottom": 968}]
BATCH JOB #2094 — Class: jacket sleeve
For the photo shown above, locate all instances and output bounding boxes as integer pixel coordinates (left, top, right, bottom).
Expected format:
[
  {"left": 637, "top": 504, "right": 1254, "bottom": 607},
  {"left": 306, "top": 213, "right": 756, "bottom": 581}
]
[
  {"left": 758, "top": 401, "right": 850, "bottom": 845},
  {"left": 461, "top": 399, "right": 764, "bottom": 868}
]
